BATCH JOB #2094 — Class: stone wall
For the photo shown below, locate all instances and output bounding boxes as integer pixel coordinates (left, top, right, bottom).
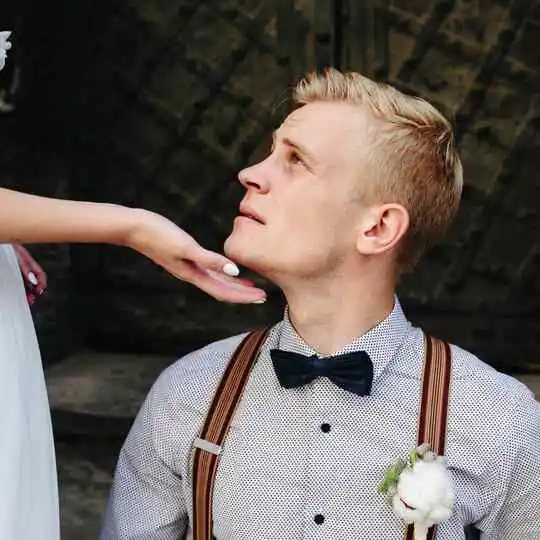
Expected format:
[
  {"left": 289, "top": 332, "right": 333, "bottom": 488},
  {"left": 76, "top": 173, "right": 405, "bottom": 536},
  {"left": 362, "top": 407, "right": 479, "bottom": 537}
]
[{"left": 1, "top": 0, "right": 539, "bottom": 371}]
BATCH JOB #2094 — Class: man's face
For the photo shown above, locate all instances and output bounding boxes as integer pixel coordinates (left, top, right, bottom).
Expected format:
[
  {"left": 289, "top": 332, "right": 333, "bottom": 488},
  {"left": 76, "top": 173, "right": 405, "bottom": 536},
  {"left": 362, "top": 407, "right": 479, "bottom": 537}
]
[{"left": 224, "top": 101, "right": 376, "bottom": 282}]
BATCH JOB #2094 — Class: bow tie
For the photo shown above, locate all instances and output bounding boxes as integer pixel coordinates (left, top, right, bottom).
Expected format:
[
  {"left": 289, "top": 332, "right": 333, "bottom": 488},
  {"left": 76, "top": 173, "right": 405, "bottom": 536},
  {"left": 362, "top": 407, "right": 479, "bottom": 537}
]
[{"left": 270, "top": 349, "right": 373, "bottom": 397}]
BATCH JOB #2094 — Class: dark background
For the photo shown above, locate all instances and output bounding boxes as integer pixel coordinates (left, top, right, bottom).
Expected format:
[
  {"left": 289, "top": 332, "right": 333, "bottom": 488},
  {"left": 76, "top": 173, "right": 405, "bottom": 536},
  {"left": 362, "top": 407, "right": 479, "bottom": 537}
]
[{"left": 0, "top": 1, "right": 538, "bottom": 537}]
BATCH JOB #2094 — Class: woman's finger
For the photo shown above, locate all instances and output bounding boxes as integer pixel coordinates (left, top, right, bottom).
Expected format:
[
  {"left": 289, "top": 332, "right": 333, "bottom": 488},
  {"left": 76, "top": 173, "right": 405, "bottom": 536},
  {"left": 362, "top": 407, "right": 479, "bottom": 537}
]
[
  {"left": 15, "top": 245, "right": 47, "bottom": 291},
  {"left": 181, "top": 263, "right": 267, "bottom": 304},
  {"left": 182, "top": 244, "right": 243, "bottom": 278}
]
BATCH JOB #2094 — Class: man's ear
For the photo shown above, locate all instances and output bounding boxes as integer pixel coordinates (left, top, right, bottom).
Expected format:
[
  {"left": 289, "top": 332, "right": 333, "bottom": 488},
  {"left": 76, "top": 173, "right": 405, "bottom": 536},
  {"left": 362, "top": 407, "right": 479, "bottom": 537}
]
[{"left": 356, "top": 204, "right": 410, "bottom": 256}]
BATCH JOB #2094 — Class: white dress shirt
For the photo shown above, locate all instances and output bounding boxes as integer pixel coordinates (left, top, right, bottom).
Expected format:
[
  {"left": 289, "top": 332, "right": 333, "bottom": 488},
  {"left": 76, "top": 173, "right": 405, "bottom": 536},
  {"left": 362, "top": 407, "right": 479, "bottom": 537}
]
[{"left": 101, "top": 300, "right": 540, "bottom": 540}]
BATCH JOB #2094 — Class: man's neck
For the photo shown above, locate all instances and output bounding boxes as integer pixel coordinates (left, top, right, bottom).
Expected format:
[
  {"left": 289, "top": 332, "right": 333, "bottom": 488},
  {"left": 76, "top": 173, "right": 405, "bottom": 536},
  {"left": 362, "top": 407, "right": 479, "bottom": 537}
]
[{"left": 282, "top": 273, "right": 396, "bottom": 356}]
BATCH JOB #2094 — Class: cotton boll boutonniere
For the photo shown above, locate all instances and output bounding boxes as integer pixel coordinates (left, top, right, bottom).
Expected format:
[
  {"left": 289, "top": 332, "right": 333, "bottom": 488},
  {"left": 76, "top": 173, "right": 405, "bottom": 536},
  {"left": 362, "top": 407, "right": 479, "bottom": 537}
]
[
  {"left": 378, "top": 443, "right": 454, "bottom": 540},
  {"left": 0, "top": 31, "right": 12, "bottom": 71}
]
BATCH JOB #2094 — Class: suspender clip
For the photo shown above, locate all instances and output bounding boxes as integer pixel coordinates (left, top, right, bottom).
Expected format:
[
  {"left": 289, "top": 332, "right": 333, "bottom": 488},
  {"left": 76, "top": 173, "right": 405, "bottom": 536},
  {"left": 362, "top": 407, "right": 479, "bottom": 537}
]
[{"left": 193, "top": 437, "right": 222, "bottom": 455}]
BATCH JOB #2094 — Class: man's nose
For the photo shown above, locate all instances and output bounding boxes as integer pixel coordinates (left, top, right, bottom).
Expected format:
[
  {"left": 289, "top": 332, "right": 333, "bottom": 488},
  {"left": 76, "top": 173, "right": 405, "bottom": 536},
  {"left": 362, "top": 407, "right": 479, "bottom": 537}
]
[{"left": 238, "top": 161, "right": 270, "bottom": 193}]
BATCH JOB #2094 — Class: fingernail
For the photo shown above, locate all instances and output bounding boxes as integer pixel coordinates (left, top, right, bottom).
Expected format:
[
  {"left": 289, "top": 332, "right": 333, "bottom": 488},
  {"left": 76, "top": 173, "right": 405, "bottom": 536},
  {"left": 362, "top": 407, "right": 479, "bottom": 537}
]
[
  {"left": 253, "top": 298, "right": 266, "bottom": 304},
  {"left": 222, "top": 262, "right": 240, "bottom": 277},
  {"left": 27, "top": 272, "right": 38, "bottom": 286}
]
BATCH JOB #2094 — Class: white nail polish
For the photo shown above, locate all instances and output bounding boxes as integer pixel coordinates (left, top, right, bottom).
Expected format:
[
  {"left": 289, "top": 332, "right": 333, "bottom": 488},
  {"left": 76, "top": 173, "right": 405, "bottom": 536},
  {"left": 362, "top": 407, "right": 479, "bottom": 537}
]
[
  {"left": 222, "top": 262, "right": 240, "bottom": 277},
  {"left": 27, "top": 272, "right": 38, "bottom": 286},
  {"left": 253, "top": 299, "right": 266, "bottom": 304}
]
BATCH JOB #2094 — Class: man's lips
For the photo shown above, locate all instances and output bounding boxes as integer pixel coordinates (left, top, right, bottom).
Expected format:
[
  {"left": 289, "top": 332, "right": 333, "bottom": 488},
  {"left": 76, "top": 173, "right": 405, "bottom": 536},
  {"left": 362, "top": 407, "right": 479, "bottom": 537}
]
[{"left": 238, "top": 206, "right": 265, "bottom": 224}]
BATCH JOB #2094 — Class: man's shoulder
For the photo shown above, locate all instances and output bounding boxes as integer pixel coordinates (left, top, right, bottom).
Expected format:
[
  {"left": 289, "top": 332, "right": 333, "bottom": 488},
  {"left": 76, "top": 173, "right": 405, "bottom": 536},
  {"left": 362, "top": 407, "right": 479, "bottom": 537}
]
[
  {"left": 139, "top": 333, "right": 246, "bottom": 418},
  {"left": 148, "top": 331, "right": 267, "bottom": 414},
  {"left": 448, "top": 342, "right": 538, "bottom": 433},
  {"left": 450, "top": 343, "right": 533, "bottom": 401},
  {"left": 171, "top": 332, "right": 249, "bottom": 375},
  {"left": 160, "top": 331, "right": 247, "bottom": 385},
  {"left": 399, "top": 327, "right": 532, "bottom": 402}
]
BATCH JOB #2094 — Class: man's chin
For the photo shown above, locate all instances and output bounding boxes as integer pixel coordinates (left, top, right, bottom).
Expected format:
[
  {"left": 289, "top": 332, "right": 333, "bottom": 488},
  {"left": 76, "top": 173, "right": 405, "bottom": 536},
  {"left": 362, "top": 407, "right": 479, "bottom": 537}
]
[{"left": 224, "top": 237, "right": 268, "bottom": 275}]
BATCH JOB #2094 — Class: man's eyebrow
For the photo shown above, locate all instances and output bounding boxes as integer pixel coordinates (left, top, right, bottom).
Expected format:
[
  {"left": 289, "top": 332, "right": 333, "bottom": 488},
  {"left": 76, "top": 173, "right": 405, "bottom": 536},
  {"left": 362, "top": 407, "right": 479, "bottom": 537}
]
[{"left": 272, "top": 131, "right": 317, "bottom": 164}]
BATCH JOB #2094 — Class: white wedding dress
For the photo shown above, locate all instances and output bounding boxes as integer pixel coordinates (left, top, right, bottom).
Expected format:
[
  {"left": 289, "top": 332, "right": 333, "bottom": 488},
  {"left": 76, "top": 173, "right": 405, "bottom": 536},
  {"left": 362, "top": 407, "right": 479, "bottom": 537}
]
[{"left": 0, "top": 244, "right": 59, "bottom": 540}]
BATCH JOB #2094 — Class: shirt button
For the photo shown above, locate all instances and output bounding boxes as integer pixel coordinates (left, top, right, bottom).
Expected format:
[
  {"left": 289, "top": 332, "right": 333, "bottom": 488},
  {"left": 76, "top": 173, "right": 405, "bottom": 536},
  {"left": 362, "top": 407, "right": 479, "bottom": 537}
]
[
  {"left": 320, "top": 423, "right": 331, "bottom": 433},
  {"left": 314, "top": 514, "right": 325, "bottom": 525}
]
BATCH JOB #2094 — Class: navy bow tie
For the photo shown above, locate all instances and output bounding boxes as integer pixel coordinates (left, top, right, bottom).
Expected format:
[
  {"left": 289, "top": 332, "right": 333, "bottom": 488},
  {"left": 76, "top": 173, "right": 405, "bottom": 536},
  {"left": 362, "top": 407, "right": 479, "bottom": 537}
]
[{"left": 270, "top": 349, "right": 373, "bottom": 396}]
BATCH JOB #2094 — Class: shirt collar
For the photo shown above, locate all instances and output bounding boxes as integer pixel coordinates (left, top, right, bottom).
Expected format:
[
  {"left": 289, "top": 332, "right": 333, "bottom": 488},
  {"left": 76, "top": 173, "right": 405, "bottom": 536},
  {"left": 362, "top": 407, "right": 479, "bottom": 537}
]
[{"left": 275, "top": 297, "right": 412, "bottom": 384}]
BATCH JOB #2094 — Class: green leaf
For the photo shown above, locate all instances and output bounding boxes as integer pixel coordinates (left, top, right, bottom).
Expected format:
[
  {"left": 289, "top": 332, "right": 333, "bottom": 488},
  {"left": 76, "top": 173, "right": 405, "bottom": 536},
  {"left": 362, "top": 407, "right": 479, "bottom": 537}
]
[{"left": 377, "top": 458, "right": 407, "bottom": 495}]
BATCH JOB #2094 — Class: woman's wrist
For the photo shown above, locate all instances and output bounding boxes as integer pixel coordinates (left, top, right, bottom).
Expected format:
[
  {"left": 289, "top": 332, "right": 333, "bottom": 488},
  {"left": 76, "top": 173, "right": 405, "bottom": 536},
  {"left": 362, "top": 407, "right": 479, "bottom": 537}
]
[{"left": 109, "top": 205, "right": 148, "bottom": 249}]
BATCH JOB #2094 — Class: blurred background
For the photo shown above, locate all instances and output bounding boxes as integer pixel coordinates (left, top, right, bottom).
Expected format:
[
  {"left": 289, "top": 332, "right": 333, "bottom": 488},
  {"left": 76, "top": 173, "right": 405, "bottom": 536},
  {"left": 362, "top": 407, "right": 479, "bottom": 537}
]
[{"left": 1, "top": 0, "right": 539, "bottom": 537}]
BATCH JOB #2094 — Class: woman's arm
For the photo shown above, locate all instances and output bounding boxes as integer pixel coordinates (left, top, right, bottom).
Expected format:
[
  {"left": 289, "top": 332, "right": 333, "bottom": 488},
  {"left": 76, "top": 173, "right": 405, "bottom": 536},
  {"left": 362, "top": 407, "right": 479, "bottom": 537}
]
[
  {"left": 0, "top": 188, "right": 266, "bottom": 304},
  {"left": 0, "top": 187, "right": 163, "bottom": 245}
]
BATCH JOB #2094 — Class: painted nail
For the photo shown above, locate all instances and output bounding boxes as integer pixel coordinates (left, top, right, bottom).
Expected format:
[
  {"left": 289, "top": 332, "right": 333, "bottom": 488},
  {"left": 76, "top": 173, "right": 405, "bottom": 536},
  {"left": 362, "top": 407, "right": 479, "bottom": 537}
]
[
  {"left": 253, "top": 298, "right": 266, "bottom": 304},
  {"left": 27, "top": 272, "right": 38, "bottom": 286},
  {"left": 222, "top": 262, "right": 240, "bottom": 277}
]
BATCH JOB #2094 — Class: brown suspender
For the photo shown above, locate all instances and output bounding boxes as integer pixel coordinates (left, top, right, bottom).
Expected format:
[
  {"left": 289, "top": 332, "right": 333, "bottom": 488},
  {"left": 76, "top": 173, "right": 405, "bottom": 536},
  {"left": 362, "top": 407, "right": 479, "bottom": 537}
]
[
  {"left": 405, "top": 334, "right": 452, "bottom": 540},
  {"left": 191, "top": 328, "right": 270, "bottom": 540},
  {"left": 191, "top": 329, "right": 452, "bottom": 540}
]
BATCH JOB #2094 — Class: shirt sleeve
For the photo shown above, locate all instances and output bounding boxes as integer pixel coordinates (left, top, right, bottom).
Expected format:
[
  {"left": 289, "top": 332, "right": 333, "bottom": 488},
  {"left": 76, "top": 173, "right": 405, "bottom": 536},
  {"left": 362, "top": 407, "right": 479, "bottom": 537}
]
[
  {"left": 100, "top": 369, "right": 188, "bottom": 540},
  {"left": 478, "top": 387, "right": 540, "bottom": 539}
]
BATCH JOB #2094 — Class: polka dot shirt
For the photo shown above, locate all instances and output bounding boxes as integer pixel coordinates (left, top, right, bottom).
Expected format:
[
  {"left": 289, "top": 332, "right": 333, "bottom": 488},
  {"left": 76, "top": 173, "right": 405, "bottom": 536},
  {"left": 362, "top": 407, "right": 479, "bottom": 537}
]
[{"left": 101, "top": 300, "right": 540, "bottom": 540}]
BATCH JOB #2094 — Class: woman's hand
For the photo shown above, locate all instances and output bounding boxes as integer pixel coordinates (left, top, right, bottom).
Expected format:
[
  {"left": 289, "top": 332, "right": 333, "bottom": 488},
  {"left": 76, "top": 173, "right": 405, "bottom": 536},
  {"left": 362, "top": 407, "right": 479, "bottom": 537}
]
[
  {"left": 13, "top": 244, "right": 47, "bottom": 304},
  {"left": 124, "top": 209, "right": 267, "bottom": 304}
]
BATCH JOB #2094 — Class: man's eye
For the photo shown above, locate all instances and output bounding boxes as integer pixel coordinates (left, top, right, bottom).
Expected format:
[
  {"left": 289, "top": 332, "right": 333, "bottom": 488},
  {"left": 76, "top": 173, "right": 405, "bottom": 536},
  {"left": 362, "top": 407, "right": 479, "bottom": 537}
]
[{"left": 288, "top": 150, "right": 305, "bottom": 166}]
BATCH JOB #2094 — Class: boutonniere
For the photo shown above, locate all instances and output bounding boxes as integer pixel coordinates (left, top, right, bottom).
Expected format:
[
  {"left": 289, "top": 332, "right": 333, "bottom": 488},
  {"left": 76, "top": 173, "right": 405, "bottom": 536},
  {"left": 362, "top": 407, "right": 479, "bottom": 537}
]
[
  {"left": 0, "top": 31, "right": 12, "bottom": 71},
  {"left": 378, "top": 443, "right": 454, "bottom": 540}
]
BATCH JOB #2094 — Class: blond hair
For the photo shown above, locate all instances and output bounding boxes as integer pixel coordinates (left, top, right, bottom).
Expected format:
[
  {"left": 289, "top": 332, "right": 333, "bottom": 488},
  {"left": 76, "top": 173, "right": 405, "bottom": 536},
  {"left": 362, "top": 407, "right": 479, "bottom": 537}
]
[{"left": 294, "top": 68, "right": 463, "bottom": 273}]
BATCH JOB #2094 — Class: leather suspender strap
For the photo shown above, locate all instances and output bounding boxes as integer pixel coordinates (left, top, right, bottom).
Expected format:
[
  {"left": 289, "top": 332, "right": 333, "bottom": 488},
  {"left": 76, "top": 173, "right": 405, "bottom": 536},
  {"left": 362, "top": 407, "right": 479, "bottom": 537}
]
[
  {"left": 192, "top": 327, "right": 270, "bottom": 540},
  {"left": 405, "top": 333, "right": 452, "bottom": 540}
]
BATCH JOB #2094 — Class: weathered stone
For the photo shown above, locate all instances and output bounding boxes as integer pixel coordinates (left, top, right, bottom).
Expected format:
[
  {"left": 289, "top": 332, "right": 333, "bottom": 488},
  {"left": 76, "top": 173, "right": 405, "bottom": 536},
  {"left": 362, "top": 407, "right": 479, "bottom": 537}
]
[
  {"left": 128, "top": 0, "right": 198, "bottom": 32},
  {"left": 110, "top": 105, "right": 172, "bottom": 175},
  {"left": 56, "top": 440, "right": 116, "bottom": 540},
  {"left": 408, "top": 48, "right": 480, "bottom": 115},
  {"left": 465, "top": 80, "right": 535, "bottom": 150},
  {"left": 228, "top": 0, "right": 269, "bottom": 19},
  {"left": 81, "top": 288, "right": 283, "bottom": 356},
  {"left": 3, "top": 0, "right": 540, "bottom": 375},
  {"left": 458, "top": 132, "right": 509, "bottom": 193},
  {"left": 143, "top": 53, "right": 209, "bottom": 118},
  {"left": 441, "top": 0, "right": 509, "bottom": 51},
  {"left": 509, "top": 19, "right": 540, "bottom": 70},
  {"left": 182, "top": 6, "right": 247, "bottom": 68},
  {"left": 226, "top": 51, "right": 290, "bottom": 112},
  {"left": 388, "top": 29, "right": 416, "bottom": 80},
  {"left": 391, "top": 0, "right": 434, "bottom": 19},
  {"left": 47, "top": 351, "right": 175, "bottom": 417}
]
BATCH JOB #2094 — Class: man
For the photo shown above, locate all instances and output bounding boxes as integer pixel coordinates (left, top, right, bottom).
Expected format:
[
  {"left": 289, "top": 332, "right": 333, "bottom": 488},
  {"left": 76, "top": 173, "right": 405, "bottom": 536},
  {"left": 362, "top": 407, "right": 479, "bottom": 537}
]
[{"left": 101, "top": 69, "right": 540, "bottom": 539}]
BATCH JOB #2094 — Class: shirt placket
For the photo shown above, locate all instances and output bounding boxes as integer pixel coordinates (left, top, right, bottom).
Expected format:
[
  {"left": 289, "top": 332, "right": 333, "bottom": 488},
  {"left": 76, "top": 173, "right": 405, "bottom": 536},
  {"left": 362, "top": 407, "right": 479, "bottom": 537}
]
[{"left": 303, "top": 377, "right": 340, "bottom": 540}]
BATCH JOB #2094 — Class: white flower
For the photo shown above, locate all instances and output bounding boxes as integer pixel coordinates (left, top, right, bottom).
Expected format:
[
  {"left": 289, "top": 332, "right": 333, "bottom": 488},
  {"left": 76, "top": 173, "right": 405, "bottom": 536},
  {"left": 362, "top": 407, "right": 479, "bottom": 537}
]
[
  {"left": 0, "top": 31, "right": 12, "bottom": 71},
  {"left": 392, "top": 458, "right": 454, "bottom": 540}
]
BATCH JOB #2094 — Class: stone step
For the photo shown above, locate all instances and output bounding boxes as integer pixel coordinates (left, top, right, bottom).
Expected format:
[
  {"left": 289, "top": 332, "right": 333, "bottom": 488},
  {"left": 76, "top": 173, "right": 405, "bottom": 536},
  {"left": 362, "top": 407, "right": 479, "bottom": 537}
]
[
  {"left": 46, "top": 350, "right": 176, "bottom": 417},
  {"left": 46, "top": 350, "right": 177, "bottom": 438},
  {"left": 56, "top": 439, "right": 116, "bottom": 540},
  {"left": 514, "top": 374, "right": 540, "bottom": 400}
]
